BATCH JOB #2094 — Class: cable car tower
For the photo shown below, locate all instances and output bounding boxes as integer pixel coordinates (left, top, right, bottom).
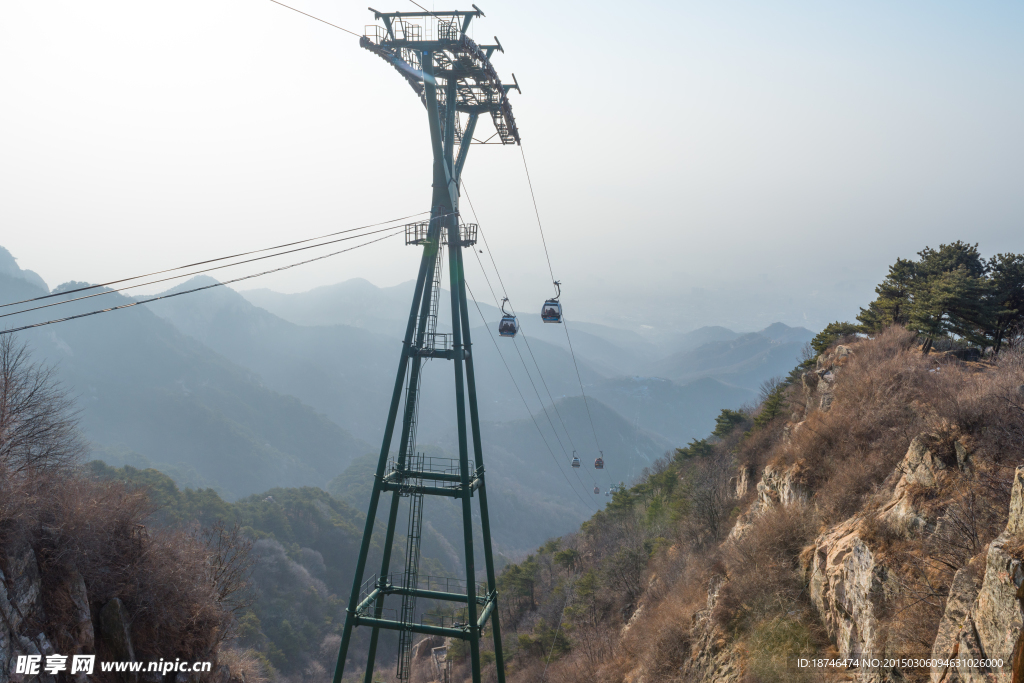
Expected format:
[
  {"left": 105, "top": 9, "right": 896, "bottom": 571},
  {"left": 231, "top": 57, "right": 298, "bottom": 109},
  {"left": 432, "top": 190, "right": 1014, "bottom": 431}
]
[{"left": 333, "top": 7, "right": 519, "bottom": 683}]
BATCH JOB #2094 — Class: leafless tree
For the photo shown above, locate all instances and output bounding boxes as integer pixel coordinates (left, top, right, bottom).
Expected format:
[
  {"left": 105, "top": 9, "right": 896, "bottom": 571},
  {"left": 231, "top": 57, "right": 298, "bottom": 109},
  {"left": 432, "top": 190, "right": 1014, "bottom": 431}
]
[
  {"left": 0, "top": 335, "right": 84, "bottom": 475},
  {"left": 601, "top": 512, "right": 650, "bottom": 612},
  {"left": 685, "top": 452, "right": 735, "bottom": 547},
  {"left": 759, "top": 376, "right": 786, "bottom": 404},
  {"left": 198, "top": 521, "right": 257, "bottom": 617}
]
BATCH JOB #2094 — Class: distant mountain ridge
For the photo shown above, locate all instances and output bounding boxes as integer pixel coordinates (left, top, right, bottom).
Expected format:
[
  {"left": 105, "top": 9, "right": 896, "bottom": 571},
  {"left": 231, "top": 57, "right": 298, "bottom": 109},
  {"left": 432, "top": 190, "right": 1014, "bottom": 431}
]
[
  {"left": 0, "top": 247, "right": 815, "bottom": 553},
  {"left": 649, "top": 328, "right": 813, "bottom": 389},
  {"left": 240, "top": 279, "right": 813, "bottom": 388},
  {"left": 0, "top": 269, "right": 370, "bottom": 500}
]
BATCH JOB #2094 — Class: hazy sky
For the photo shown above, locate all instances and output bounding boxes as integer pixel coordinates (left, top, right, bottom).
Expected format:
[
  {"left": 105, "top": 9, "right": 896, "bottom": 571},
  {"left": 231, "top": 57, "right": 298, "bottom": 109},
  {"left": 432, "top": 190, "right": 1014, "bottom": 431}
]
[{"left": 1, "top": 0, "right": 1021, "bottom": 334}]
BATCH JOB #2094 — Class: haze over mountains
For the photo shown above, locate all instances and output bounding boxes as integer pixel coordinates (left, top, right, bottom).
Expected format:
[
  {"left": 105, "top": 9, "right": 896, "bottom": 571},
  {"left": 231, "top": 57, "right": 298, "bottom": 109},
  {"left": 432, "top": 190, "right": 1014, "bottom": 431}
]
[{"left": 0, "top": 246, "right": 813, "bottom": 553}]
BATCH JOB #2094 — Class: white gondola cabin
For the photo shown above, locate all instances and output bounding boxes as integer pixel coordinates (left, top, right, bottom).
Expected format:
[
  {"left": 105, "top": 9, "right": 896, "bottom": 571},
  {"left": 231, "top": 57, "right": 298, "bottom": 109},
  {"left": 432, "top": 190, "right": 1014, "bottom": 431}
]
[
  {"left": 498, "top": 298, "right": 519, "bottom": 338},
  {"left": 541, "top": 299, "right": 562, "bottom": 323},
  {"left": 571, "top": 452, "right": 581, "bottom": 468},
  {"left": 541, "top": 281, "right": 563, "bottom": 323}
]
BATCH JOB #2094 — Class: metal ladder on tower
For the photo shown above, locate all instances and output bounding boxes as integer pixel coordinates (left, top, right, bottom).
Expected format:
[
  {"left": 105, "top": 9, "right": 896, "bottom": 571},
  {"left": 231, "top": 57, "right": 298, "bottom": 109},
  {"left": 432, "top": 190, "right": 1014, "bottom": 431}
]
[
  {"left": 396, "top": 238, "right": 444, "bottom": 680},
  {"left": 425, "top": 239, "right": 444, "bottom": 348},
  {"left": 396, "top": 452, "right": 425, "bottom": 679}
]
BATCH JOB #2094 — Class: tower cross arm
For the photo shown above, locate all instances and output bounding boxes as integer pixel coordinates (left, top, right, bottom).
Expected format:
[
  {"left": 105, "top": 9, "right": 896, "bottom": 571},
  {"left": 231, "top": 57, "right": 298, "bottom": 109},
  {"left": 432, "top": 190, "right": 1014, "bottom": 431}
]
[{"left": 369, "top": 8, "right": 483, "bottom": 20}]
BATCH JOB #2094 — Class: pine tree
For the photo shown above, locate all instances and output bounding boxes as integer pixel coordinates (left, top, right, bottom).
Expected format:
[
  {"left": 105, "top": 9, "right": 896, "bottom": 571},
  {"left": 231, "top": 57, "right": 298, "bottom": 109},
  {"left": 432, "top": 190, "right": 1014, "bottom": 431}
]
[
  {"left": 857, "top": 258, "right": 917, "bottom": 330},
  {"left": 987, "top": 253, "right": 1024, "bottom": 352},
  {"left": 810, "top": 321, "right": 862, "bottom": 356},
  {"left": 711, "top": 409, "right": 747, "bottom": 439},
  {"left": 908, "top": 265, "right": 996, "bottom": 350}
]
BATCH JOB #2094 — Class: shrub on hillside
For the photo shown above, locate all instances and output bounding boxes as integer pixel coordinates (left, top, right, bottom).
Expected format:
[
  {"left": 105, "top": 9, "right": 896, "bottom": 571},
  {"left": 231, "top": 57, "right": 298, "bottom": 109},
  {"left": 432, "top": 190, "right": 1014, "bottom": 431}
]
[{"left": 0, "top": 336, "right": 251, "bottom": 668}]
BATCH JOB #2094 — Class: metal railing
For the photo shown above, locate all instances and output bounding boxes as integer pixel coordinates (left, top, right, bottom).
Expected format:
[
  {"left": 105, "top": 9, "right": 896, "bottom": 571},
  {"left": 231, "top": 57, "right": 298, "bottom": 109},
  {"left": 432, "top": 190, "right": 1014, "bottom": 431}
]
[
  {"left": 386, "top": 456, "right": 478, "bottom": 490},
  {"left": 405, "top": 222, "right": 478, "bottom": 247},
  {"left": 358, "top": 572, "right": 487, "bottom": 604}
]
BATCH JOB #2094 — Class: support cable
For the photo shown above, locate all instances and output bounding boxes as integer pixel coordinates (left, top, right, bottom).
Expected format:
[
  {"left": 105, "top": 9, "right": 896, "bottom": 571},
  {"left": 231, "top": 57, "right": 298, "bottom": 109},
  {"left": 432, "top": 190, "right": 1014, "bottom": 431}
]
[
  {"left": 475, "top": 259, "right": 596, "bottom": 490},
  {"left": 519, "top": 145, "right": 612, "bottom": 484},
  {"left": 0, "top": 230, "right": 402, "bottom": 336},
  {"left": 519, "top": 146, "right": 556, "bottom": 284},
  {"left": 0, "top": 223, "right": 418, "bottom": 322},
  {"left": 540, "top": 578, "right": 574, "bottom": 682},
  {"left": 562, "top": 314, "right": 614, "bottom": 485},
  {"left": 461, "top": 182, "right": 598, "bottom": 488},
  {"left": 464, "top": 282, "right": 595, "bottom": 511},
  {"left": 269, "top": 0, "right": 361, "bottom": 37},
  {"left": 0, "top": 211, "right": 431, "bottom": 311}
]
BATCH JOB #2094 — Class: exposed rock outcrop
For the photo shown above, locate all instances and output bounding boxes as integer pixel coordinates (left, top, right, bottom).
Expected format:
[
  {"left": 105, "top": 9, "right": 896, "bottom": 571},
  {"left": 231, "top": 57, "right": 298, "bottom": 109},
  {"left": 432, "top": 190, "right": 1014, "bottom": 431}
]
[
  {"left": 676, "top": 580, "right": 742, "bottom": 683},
  {"left": 99, "top": 598, "right": 135, "bottom": 665},
  {"left": 622, "top": 579, "right": 741, "bottom": 683},
  {"left": 67, "top": 571, "right": 94, "bottom": 656},
  {"left": 729, "top": 462, "right": 807, "bottom": 540},
  {"left": 802, "top": 344, "right": 855, "bottom": 414},
  {"left": 2, "top": 538, "right": 48, "bottom": 683},
  {"left": 807, "top": 516, "right": 887, "bottom": 665},
  {"left": 803, "top": 434, "right": 947, "bottom": 681},
  {"left": 930, "top": 467, "right": 1024, "bottom": 683},
  {"left": 877, "top": 434, "right": 949, "bottom": 531},
  {"left": 0, "top": 536, "right": 247, "bottom": 683}
]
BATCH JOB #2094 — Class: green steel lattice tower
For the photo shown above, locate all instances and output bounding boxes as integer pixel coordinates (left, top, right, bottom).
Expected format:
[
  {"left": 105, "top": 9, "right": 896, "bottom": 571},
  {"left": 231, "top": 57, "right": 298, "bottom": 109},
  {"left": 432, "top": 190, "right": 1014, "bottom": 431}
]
[{"left": 333, "top": 7, "right": 520, "bottom": 683}]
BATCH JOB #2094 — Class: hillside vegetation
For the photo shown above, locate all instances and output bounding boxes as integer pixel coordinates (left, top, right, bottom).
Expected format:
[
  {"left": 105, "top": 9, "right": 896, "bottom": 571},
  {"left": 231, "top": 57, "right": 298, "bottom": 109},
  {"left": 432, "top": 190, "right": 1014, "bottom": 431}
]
[
  {"left": 0, "top": 335, "right": 252, "bottom": 681},
  {"left": 452, "top": 242, "right": 1024, "bottom": 683},
  {"left": 469, "top": 328, "right": 1024, "bottom": 683},
  {"left": 85, "top": 460, "right": 470, "bottom": 681}
]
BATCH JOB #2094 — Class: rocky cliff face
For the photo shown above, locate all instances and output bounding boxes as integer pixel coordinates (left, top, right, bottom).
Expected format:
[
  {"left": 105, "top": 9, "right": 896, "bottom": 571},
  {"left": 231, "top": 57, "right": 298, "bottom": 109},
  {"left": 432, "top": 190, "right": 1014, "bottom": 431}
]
[
  {"left": 722, "top": 444, "right": 1023, "bottom": 683},
  {"left": 1, "top": 539, "right": 58, "bottom": 683},
  {"left": 929, "top": 467, "right": 1024, "bottom": 683},
  {"left": 0, "top": 539, "right": 242, "bottom": 683},
  {"left": 729, "top": 462, "right": 807, "bottom": 541},
  {"left": 800, "top": 344, "right": 853, "bottom": 415},
  {"left": 704, "top": 346, "right": 1023, "bottom": 683},
  {"left": 491, "top": 331, "right": 1022, "bottom": 683}
]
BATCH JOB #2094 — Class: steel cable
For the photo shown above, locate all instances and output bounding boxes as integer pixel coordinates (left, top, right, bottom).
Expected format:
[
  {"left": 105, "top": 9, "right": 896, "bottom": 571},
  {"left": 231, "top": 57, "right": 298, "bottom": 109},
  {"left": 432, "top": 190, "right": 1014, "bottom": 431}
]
[
  {"left": 519, "top": 145, "right": 612, "bottom": 484},
  {"left": 0, "top": 211, "right": 431, "bottom": 311},
  {"left": 464, "top": 281, "right": 595, "bottom": 511},
  {"left": 461, "top": 183, "right": 599, "bottom": 488},
  {"left": 0, "top": 230, "right": 402, "bottom": 336}
]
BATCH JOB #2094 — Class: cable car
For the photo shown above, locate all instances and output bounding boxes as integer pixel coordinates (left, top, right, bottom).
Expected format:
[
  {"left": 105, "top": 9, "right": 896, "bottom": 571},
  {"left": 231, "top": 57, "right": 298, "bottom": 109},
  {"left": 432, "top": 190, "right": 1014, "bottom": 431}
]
[
  {"left": 571, "top": 451, "right": 581, "bottom": 468},
  {"left": 593, "top": 486, "right": 600, "bottom": 495},
  {"left": 497, "top": 298, "right": 519, "bottom": 338},
  {"left": 541, "top": 281, "right": 562, "bottom": 323},
  {"left": 594, "top": 452, "right": 604, "bottom": 470}
]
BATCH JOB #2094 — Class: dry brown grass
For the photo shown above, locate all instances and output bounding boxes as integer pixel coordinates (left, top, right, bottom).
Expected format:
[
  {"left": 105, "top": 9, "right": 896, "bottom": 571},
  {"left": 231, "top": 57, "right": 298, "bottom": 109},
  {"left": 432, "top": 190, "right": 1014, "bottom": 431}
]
[
  {"left": 505, "top": 329, "right": 1024, "bottom": 683},
  {"left": 605, "top": 559, "right": 707, "bottom": 683},
  {"left": 7, "top": 471, "right": 248, "bottom": 665},
  {"left": 219, "top": 647, "right": 271, "bottom": 683},
  {"left": 780, "top": 328, "right": 1024, "bottom": 527},
  {"left": 0, "top": 337, "right": 251, "bottom": 674},
  {"left": 714, "top": 504, "right": 817, "bottom": 634}
]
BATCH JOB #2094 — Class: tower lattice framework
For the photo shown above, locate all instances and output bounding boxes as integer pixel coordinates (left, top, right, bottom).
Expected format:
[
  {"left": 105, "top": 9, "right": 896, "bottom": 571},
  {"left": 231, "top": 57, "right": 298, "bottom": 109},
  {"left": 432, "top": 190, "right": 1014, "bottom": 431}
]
[{"left": 333, "top": 8, "right": 520, "bottom": 683}]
